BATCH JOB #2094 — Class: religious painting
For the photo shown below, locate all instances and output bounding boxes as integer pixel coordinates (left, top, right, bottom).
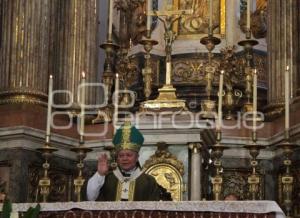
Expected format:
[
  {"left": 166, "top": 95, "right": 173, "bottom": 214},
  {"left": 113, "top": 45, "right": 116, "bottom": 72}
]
[
  {"left": 256, "top": 0, "right": 267, "bottom": 10},
  {"left": 172, "top": 0, "right": 226, "bottom": 39}
]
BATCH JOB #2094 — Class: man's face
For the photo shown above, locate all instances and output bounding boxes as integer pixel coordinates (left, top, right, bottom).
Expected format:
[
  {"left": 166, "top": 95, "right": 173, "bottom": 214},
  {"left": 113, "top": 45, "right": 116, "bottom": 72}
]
[{"left": 116, "top": 149, "right": 139, "bottom": 171}]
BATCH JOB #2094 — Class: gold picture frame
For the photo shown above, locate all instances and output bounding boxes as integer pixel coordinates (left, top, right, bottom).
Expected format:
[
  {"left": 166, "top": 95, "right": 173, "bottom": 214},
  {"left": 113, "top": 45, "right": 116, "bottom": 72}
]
[{"left": 172, "top": 0, "right": 226, "bottom": 39}]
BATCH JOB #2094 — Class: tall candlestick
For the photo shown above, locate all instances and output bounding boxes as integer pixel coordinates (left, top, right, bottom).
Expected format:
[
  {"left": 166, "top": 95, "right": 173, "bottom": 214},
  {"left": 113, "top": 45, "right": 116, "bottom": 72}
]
[
  {"left": 146, "top": 0, "right": 152, "bottom": 35},
  {"left": 80, "top": 72, "right": 86, "bottom": 140},
  {"left": 285, "top": 66, "right": 290, "bottom": 131},
  {"left": 253, "top": 69, "right": 257, "bottom": 132},
  {"left": 217, "top": 70, "right": 224, "bottom": 131},
  {"left": 166, "top": 62, "right": 171, "bottom": 85},
  {"left": 246, "top": 0, "right": 250, "bottom": 30},
  {"left": 46, "top": 75, "right": 53, "bottom": 142},
  {"left": 108, "top": 0, "right": 114, "bottom": 41},
  {"left": 114, "top": 74, "right": 119, "bottom": 133},
  {"left": 209, "top": 0, "right": 213, "bottom": 31}
]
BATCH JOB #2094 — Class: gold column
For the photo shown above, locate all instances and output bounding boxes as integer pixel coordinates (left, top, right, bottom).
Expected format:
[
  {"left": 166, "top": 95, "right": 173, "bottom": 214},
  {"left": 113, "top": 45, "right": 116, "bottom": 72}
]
[
  {"left": 0, "top": 0, "right": 98, "bottom": 106},
  {"left": 0, "top": 0, "right": 51, "bottom": 104},
  {"left": 266, "top": 0, "right": 299, "bottom": 116},
  {"left": 49, "top": 0, "right": 98, "bottom": 106}
]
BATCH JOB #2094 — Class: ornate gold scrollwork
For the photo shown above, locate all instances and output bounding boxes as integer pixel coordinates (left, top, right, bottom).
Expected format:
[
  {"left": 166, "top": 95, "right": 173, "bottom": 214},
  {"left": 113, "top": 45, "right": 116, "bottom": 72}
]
[
  {"left": 143, "top": 142, "right": 184, "bottom": 201},
  {"left": 223, "top": 169, "right": 264, "bottom": 200}
]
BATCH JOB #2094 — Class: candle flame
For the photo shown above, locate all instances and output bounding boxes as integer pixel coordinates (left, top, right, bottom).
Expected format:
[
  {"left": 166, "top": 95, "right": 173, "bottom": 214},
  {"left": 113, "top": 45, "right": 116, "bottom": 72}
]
[
  {"left": 220, "top": 70, "right": 224, "bottom": 74},
  {"left": 116, "top": 73, "right": 119, "bottom": 78},
  {"left": 253, "top": 68, "right": 257, "bottom": 74},
  {"left": 50, "top": 74, "right": 53, "bottom": 79},
  {"left": 82, "top": 72, "right": 86, "bottom": 78},
  {"left": 286, "top": 66, "right": 289, "bottom": 71}
]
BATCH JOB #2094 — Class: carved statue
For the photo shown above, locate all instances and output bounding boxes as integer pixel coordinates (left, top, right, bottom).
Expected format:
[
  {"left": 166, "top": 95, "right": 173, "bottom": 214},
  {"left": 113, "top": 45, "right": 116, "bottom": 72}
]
[{"left": 157, "top": 14, "right": 182, "bottom": 60}]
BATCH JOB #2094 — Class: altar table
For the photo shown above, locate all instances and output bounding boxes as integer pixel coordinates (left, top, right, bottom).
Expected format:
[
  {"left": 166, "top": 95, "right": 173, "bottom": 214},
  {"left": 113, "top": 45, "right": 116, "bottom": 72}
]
[{"left": 1, "top": 201, "right": 285, "bottom": 218}]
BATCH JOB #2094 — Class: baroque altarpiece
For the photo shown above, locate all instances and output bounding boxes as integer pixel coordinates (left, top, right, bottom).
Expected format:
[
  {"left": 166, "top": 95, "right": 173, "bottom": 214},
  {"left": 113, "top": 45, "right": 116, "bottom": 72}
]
[{"left": 0, "top": 0, "right": 300, "bottom": 217}]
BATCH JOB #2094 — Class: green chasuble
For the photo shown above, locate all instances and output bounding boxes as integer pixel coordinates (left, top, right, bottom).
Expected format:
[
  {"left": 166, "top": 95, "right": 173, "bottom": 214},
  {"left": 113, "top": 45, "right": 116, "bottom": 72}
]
[{"left": 97, "top": 170, "right": 161, "bottom": 201}]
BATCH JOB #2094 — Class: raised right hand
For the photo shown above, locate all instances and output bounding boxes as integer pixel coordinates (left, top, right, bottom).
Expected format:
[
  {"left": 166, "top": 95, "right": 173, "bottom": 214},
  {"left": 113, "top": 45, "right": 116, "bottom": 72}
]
[{"left": 97, "top": 153, "right": 109, "bottom": 176}]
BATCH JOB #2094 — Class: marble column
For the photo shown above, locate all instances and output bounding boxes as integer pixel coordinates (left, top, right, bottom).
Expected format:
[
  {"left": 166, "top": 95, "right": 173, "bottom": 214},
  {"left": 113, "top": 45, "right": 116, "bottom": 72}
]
[
  {"left": 267, "top": 0, "right": 299, "bottom": 109},
  {"left": 188, "top": 142, "right": 202, "bottom": 200},
  {"left": 49, "top": 0, "right": 98, "bottom": 106},
  {"left": 0, "top": 0, "right": 51, "bottom": 104}
]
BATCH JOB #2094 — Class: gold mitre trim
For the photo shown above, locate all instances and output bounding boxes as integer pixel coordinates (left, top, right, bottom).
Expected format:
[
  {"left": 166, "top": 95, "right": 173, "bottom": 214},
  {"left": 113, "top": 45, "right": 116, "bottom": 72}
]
[{"left": 115, "top": 142, "right": 141, "bottom": 153}]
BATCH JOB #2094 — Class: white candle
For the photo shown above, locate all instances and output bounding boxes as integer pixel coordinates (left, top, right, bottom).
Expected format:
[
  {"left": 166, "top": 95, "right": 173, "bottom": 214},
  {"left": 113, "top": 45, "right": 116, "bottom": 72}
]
[
  {"left": 10, "top": 212, "right": 19, "bottom": 218},
  {"left": 209, "top": 0, "right": 213, "bottom": 30},
  {"left": 114, "top": 74, "right": 119, "bottom": 133},
  {"left": 108, "top": 0, "right": 114, "bottom": 41},
  {"left": 166, "top": 62, "right": 171, "bottom": 85},
  {"left": 80, "top": 72, "right": 86, "bottom": 137},
  {"left": 217, "top": 70, "right": 224, "bottom": 131},
  {"left": 46, "top": 75, "right": 53, "bottom": 139},
  {"left": 285, "top": 66, "right": 290, "bottom": 131},
  {"left": 147, "top": 0, "right": 152, "bottom": 33},
  {"left": 253, "top": 69, "right": 257, "bottom": 132},
  {"left": 246, "top": 0, "right": 250, "bottom": 30}
]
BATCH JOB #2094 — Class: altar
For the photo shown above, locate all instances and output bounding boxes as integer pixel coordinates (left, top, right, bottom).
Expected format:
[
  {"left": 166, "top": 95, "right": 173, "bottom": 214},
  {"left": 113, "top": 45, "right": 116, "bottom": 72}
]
[{"left": 2, "top": 201, "right": 285, "bottom": 218}]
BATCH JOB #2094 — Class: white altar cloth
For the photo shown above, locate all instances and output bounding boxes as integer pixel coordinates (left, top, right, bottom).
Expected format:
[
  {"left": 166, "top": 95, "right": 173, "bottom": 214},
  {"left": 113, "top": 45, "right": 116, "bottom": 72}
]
[{"left": 0, "top": 201, "right": 285, "bottom": 218}]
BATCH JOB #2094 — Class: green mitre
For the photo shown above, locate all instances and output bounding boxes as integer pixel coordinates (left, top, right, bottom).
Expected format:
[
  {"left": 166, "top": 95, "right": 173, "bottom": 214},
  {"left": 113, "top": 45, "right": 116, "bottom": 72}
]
[{"left": 112, "top": 121, "right": 144, "bottom": 152}]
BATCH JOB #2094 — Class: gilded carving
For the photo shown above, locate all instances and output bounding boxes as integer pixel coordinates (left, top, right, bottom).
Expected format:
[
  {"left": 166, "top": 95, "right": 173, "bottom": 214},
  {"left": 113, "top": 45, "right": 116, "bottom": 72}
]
[
  {"left": 28, "top": 165, "right": 73, "bottom": 202},
  {"left": 171, "top": 51, "right": 267, "bottom": 86},
  {"left": 143, "top": 142, "right": 184, "bottom": 201},
  {"left": 172, "top": 57, "right": 220, "bottom": 84},
  {"left": 223, "top": 170, "right": 264, "bottom": 200}
]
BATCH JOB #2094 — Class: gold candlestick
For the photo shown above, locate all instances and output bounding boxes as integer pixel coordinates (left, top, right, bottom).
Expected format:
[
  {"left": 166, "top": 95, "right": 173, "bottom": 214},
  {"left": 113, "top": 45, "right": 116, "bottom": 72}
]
[
  {"left": 277, "top": 140, "right": 299, "bottom": 218},
  {"left": 238, "top": 34, "right": 258, "bottom": 113},
  {"left": 139, "top": 38, "right": 158, "bottom": 100},
  {"left": 210, "top": 131, "right": 228, "bottom": 200},
  {"left": 93, "top": 40, "right": 119, "bottom": 124},
  {"left": 244, "top": 141, "right": 265, "bottom": 200},
  {"left": 71, "top": 143, "right": 92, "bottom": 202},
  {"left": 200, "top": 33, "right": 221, "bottom": 118},
  {"left": 36, "top": 143, "right": 57, "bottom": 202}
]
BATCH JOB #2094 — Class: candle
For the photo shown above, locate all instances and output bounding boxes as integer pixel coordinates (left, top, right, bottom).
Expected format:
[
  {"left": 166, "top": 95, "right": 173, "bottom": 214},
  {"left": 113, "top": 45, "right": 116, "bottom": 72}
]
[
  {"left": 46, "top": 75, "right": 53, "bottom": 141},
  {"left": 80, "top": 72, "right": 86, "bottom": 138},
  {"left": 285, "top": 66, "right": 290, "bottom": 131},
  {"left": 108, "top": 0, "right": 114, "bottom": 41},
  {"left": 246, "top": 0, "right": 250, "bottom": 30},
  {"left": 114, "top": 74, "right": 119, "bottom": 133},
  {"left": 146, "top": 0, "right": 152, "bottom": 34},
  {"left": 166, "top": 62, "right": 171, "bottom": 85},
  {"left": 217, "top": 70, "right": 224, "bottom": 131},
  {"left": 209, "top": 0, "right": 213, "bottom": 31},
  {"left": 253, "top": 69, "right": 257, "bottom": 132}
]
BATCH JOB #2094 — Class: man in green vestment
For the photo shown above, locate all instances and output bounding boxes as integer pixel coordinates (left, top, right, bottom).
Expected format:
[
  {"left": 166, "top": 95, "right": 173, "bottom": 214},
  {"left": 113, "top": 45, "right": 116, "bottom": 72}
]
[{"left": 86, "top": 122, "right": 161, "bottom": 201}]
